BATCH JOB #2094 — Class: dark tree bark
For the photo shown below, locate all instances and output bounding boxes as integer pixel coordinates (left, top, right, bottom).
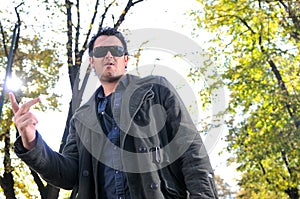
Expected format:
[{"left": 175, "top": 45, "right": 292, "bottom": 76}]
[
  {"left": 45, "top": 0, "right": 145, "bottom": 198},
  {"left": 285, "top": 188, "right": 299, "bottom": 199},
  {"left": 0, "top": 132, "right": 16, "bottom": 199},
  {"left": 0, "top": 4, "right": 22, "bottom": 199}
]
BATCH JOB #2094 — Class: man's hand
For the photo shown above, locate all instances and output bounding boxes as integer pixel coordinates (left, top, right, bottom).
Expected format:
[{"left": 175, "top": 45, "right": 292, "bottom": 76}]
[{"left": 9, "top": 92, "right": 40, "bottom": 150}]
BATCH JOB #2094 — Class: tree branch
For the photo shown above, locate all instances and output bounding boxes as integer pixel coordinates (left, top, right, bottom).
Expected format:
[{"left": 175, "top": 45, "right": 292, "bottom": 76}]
[
  {"left": 75, "top": 0, "right": 80, "bottom": 60},
  {"left": 236, "top": 15, "right": 256, "bottom": 34},
  {"left": 267, "top": 59, "right": 298, "bottom": 128},
  {"left": 30, "top": 169, "right": 47, "bottom": 199},
  {"left": 258, "top": 161, "right": 271, "bottom": 184},
  {"left": 281, "top": 150, "right": 293, "bottom": 178},
  {"left": 0, "top": 22, "right": 9, "bottom": 57},
  {"left": 13, "top": 2, "right": 23, "bottom": 57},
  {"left": 218, "top": 14, "right": 256, "bottom": 34},
  {"left": 278, "top": 0, "right": 300, "bottom": 42},
  {"left": 257, "top": 20, "right": 299, "bottom": 129},
  {"left": 66, "top": 0, "right": 75, "bottom": 88},
  {"left": 80, "top": 0, "right": 100, "bottom": 60},
  {"left": 100, "top": 0, "right": 116, "bottom": 29},
  {"left": 114, "top": 0, "right": 144, "bottom": 29},
  {"left": 0, "top": 176, "right": 3, "bottom": 188}
]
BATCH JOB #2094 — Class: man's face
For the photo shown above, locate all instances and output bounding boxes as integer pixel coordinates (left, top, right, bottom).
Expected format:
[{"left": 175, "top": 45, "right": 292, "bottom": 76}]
[{"left": 90, "top": 35, "right": 128, "bottom": 83}]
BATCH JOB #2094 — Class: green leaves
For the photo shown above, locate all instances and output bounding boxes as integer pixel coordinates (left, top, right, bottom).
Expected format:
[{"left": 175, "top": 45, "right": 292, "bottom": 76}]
[{"left": 193, "top": 0, "right": 300, "bottom": 197}]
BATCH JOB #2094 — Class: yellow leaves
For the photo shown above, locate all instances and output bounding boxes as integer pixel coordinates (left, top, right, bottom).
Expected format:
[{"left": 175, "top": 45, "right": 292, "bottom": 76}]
[
  {"left": 196, "top": 15, "right": 201, "bottom": 27},
  {"left": 260, "top": 156, "right": 291, "bottom": 190},
  {"left": 13, "top": 162, "right": 39, "bottom": 198},
  {"left": 255, "top": 120, "right": 264, "bottom": 129},
  {"left": 46, "top": 93, "right": 61, "bottom": 110},
  {"left": 193, "top": 0, "right": 300, "bottom": 197}
]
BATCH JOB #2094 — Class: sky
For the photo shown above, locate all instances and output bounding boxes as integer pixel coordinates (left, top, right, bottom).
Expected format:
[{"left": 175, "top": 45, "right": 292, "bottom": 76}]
[{"left": 2, "top": 0, "right": 240, "bottom": 192}]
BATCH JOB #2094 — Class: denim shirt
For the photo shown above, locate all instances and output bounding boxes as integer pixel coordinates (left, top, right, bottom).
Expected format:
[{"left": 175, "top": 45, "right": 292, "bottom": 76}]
[{"left": 97, "top": 86, "right": 131, "bottom": 199}]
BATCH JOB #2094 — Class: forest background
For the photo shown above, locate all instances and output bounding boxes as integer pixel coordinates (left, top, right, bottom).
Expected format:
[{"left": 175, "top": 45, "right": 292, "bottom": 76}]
[{"left": 0, "top": 0, "right": 299, "bottom": 198}]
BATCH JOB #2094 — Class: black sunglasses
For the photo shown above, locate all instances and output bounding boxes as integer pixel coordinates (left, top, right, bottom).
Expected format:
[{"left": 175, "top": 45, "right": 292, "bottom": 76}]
[{"left": 92, "top": 46, "right": 125, "bottom": 58}]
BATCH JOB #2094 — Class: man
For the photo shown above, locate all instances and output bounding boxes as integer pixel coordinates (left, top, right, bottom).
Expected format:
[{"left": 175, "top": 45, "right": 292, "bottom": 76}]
[{"left": 11, "top": 27, "right": 218, "bottom": 199}]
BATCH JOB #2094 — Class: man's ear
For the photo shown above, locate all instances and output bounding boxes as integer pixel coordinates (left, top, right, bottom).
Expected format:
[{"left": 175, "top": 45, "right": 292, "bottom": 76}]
[
  {"left": 89, "top": 57, "right": 94, "bottom": 68},
  {"left": 124, "top": 55, "right": 129, "bottom": 66}
]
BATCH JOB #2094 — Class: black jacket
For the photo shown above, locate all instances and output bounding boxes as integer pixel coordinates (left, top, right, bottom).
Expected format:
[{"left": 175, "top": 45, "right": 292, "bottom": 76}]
[{"left": 15, "top": 74, "right": 218, "bottom": 199}]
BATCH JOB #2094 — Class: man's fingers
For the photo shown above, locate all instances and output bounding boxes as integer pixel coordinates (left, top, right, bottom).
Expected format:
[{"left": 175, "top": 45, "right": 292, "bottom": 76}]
[
  {"left": 9, "top": 92, "right": 19, "bottom": 114},
  {"left": 16, "top": 113, "right": 39, "bottom": 128},
  {"left": 18, "top": 97, "right": 41, "bottom": 114},
  {"left": 9, "top": 92, "right": 41, "bottom": 115}
]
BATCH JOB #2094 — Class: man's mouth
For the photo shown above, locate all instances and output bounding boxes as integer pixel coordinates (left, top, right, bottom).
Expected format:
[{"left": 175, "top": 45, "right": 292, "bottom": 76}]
[{"left": 105, "top": 62, "right": 114, "bottom": 67}]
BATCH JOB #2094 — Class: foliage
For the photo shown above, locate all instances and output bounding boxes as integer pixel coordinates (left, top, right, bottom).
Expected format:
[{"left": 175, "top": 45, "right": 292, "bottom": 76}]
[
  {"left": 236, "top": 188, "right": 288, "bottom": 199},
  {"left": 1, "top": 0, "right": 144, "bottom": 198},
  {"left": 192, "top": 0, "right": 300, "bottom": 198},
  {"left": 0, "top": 1, "right": 64, "bottom": 198},
  {"left": 214, "top": 175, "right": 235, "bottom": 198}
]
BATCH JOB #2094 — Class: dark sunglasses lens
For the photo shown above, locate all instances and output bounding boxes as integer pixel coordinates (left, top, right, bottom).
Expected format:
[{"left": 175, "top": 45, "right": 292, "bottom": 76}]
[{"left": 93, "top": 46, "right": 124, "bottom": 58}]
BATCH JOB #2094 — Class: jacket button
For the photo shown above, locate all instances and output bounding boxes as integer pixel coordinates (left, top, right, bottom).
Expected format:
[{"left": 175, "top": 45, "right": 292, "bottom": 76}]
[
  {"left": 82, "top": 170, "right": 89, "bottom": 177},
  {"left": 150, "top": 182, "right": 159, "bottom": 190},
  {"left": 138, "top": 145, "right": 147, "bottom": 153}
]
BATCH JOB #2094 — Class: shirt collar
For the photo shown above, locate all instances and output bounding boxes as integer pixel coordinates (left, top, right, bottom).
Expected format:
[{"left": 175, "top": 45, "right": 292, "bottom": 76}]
[
  {"left": 97, "top": 75, "right": 129, "bottom": 99},
  {"left": 97, "top": 86, "right": 105, "bottom": 100}
]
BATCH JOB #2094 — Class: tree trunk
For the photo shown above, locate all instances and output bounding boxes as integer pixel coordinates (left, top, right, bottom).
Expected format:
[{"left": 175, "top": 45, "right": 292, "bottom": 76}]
[
  {"left": 0, "top": 172, "right": 16, "bottom": 199},
  {"left": 45, "top": 185, "right": 60, "bottom": 199},
  {"left": 0, "top": 133, "right": 16, "bottom": 199},
  {"left": 285, "top": 187, "right": 299, "bottom": 199}
]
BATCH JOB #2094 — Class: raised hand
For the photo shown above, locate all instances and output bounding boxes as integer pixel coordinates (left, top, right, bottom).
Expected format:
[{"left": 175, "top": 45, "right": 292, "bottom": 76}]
[{"left": 9, "top": 92, "right": 40, "bottom": 150}]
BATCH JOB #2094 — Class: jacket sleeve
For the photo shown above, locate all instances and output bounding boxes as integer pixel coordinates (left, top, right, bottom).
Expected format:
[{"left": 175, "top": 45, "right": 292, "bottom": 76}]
[
  {"left": 14, "top": 119, "right": 79, "bottom": 190},
  {"left": 160, "top": 76, "right": 218, "bottom": 199},
  {"left": 181, "top": 134, "right": 218, "bottom": 199}
]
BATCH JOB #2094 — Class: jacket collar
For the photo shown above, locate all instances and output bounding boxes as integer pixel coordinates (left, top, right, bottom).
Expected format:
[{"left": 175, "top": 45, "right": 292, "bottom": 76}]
[
  {"left": 72, "top": 74, "right": 158, "bottom": 133},
  {"left": 72, "top": 74, "right": 134, "bottom": 132}
]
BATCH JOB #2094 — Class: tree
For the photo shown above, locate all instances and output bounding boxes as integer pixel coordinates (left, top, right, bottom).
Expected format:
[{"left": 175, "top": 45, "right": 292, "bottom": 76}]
[
  {"left": 1, "top": 0, "right": 144, "bottom": 198},
  {"left": 56, "top": 1, "right": 144, "bottom": 198},
  {"left": 215, "top": 175, "right": 235, "bottom": 199},
  {"left": 192, "top": 0, "right": 300, "bottom": 198},
  {"left": 0, "top": 3, "right": 63, "bottom": 198}
]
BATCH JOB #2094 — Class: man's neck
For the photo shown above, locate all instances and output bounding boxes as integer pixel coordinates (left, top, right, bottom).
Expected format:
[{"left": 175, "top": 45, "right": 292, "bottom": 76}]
[{"left": 101, "top": 81, "right": 119, "bottom": 96}]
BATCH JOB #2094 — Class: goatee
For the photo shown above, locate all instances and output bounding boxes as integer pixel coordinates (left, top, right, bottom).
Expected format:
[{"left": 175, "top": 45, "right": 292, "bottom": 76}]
[{"left": 101, "top": 75, "right": 123, "bottom": 83}]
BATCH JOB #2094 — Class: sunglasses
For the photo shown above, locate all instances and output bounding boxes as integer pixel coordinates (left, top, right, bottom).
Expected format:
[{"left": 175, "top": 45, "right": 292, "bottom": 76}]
[{"left": 92, "top": 46, "right": 125, "bottom": 58}]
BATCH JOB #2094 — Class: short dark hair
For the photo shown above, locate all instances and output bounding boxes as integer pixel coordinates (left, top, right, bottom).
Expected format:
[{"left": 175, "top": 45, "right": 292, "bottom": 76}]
[{"left": 88, "top": 26, "right": 128, "bottom": 57}]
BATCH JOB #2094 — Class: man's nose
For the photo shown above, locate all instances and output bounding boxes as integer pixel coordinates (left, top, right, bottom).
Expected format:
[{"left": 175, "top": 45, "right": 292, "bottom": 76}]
[{"left": 104, "top": 51, "right": 113, "bottom": 58}]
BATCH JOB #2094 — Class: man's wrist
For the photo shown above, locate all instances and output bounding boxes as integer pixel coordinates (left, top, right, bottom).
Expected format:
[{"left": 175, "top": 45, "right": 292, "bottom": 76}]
[
  {"left": 23, "top": 139, "right": 37, "bottom": 150},
  {"left": 21, "top": 132, "right": 37, "bottom": 150}
]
